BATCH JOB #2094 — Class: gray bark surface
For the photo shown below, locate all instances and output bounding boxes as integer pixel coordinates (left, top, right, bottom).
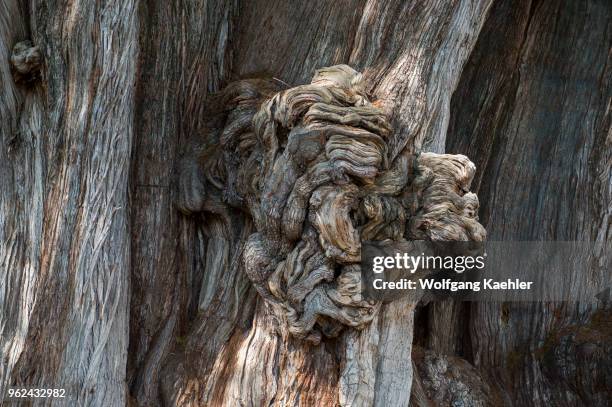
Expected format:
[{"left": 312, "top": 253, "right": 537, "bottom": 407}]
[
  {"left": 444, "top": 0, "right": 611, "bottom": 405},
  {"left": 2, "top": 1, "right": 137, "bottom": 406},
  {"left": 0, "top": 0, "right": 609, "bottom": 406}
]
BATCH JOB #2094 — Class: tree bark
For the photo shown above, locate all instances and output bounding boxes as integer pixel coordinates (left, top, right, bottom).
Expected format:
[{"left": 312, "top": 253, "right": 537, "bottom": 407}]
[
  {"left": 2, "top": 1, "right": 137, "bottom": 405},
  {"left": 1, "top": 1, "right": 609, "bottom": 407},
  {"left": 445, "top": 0, "right": 611, "bottom": 405}
]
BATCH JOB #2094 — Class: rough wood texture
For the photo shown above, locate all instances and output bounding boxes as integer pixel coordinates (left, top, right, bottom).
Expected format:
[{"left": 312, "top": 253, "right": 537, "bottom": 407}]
[
  {"left": 170, "top": 64, "right": 485, "bottom": 406},
  {"left": 128, "top": 1, "right": 238, "bottom": 403},
  {"left": 2, "top": 0, "right": 608, "bottom": 406},
  {"left": 177, "top": 65, "right": 485, "bottom": 341},
  {"left": 1, "top": 1, "right": 138, "bottom": 406},
  {"left": 0, "top": 0, "right": 36, "bottom": 397},
  {"left": 412, "top": 346, "right": 500, "bottom": 406},
  {"left": 9, "top": 41, "right": 41, "bottom": 84},
  {"left": 157, "top": 2, "right": 494, "bottom": 406},
  {"left": 0, "top": 1, "right": 493, "bottom": 405},
  {"left": 443, "top": 0, "right": 611, "bottom": 406}
]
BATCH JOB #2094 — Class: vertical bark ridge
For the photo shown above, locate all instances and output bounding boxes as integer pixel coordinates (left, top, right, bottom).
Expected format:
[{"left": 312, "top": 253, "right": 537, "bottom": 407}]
[
  {"left": 0, "top": 0, "right": 43, "bottom": 397},
  {"left": 129, "top": 0, "right": 239, "bottom": 405},
  {"left": 4, "top": 1, "right": 139, "bottom": 405},
  {"left": 446, "top": 0, "right": 611, "bottom": 405}
]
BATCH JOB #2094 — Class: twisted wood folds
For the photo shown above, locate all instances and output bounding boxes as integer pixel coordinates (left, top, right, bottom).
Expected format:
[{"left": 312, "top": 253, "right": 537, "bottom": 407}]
[{"left": 178, "top": 65, "right": 485, "bottom": 344}]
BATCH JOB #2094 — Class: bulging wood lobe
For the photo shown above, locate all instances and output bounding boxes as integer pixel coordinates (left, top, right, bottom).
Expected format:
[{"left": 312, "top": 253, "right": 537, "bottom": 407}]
[
  {"left": 10, "top": 40, "right": 41, "bottom": 85},
  {"left": 178, "top": 65, "right": 485, "bottom": 344}
]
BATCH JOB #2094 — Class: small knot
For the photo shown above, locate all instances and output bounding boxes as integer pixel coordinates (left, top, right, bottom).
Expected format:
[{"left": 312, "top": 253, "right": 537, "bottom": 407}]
[{"left": 10, "top": 40, "right": 42, "bottom": 85}]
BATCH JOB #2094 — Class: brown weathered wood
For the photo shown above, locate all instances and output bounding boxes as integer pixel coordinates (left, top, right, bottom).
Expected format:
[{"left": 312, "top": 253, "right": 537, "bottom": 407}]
[
  {"left": 161, "top": 1, "right": 494, "bottom": 404},
  {"left": 168, "top": 60, "right": 487, "bottom": 406},
  {"left": 1, "top": 0, "right": 609, "bottom": 406}
]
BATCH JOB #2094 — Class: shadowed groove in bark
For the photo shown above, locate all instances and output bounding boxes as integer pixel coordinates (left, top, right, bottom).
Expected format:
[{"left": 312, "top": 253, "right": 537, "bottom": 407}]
[{"left": 442, "top": 0, "right": 612, "bottom": 405}]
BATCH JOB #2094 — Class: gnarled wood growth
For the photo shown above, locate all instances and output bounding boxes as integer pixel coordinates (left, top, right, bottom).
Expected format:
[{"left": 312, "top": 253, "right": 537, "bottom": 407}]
[
  {"left": 172, "top": 65, "right": 485, "bottom": 405},
  {"left": 9, "top": 41, "right": 41, "bottom": 85}
]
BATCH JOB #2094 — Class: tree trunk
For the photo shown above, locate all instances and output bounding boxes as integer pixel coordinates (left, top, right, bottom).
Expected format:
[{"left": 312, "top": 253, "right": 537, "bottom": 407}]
[
  {"left": 1, "top": 1, "right": 137, "bottom": 406},
  {"left": 445, "top": 1, "right": 611, "bottom": 405},
  {"left": 0, "top": 1, "right": 609, "bottom": 407}
]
